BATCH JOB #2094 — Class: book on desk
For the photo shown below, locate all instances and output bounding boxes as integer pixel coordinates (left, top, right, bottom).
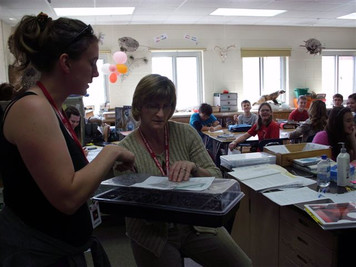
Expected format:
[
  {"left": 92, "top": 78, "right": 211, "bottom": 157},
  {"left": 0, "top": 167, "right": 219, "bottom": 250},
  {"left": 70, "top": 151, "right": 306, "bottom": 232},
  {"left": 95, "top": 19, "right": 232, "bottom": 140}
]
[{"left": 304, "top": 202, "right": 356, "bottom": 230}]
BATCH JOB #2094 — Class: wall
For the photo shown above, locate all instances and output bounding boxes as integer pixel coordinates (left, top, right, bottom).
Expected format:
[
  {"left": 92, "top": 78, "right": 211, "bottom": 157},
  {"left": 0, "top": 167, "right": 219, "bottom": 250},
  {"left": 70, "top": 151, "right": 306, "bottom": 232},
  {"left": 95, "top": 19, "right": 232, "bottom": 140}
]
[
  {"left": 1, "top": 23, "right": 356, "bottom": 108},
  {"left": 0, "top": 21, "right": 12, "bottom": 83}
]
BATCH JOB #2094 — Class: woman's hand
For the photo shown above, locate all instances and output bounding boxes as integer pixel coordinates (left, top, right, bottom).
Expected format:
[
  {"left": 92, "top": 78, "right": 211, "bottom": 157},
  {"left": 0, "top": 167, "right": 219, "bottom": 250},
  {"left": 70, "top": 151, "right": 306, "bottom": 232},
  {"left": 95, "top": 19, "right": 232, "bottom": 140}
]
[
  {"left": 110, "top": 146, "right": 135, "bottom": 172},
  {"left": 229, "top": 140, "right": 237, "bottom": 151},
  {"left": 169, "top": 161, "right": 196, "bottom": 182}
]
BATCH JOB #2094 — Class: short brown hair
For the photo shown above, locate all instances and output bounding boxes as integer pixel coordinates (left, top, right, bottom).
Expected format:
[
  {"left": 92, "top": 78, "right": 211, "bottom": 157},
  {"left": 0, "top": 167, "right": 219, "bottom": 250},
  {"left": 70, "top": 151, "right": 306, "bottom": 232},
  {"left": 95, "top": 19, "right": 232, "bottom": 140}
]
[
  {"left": 131, "top": 74, "right": 176, "bottom": 121},
  {"left": 298, "top": 95, "right": 307, "bottom": 102}
]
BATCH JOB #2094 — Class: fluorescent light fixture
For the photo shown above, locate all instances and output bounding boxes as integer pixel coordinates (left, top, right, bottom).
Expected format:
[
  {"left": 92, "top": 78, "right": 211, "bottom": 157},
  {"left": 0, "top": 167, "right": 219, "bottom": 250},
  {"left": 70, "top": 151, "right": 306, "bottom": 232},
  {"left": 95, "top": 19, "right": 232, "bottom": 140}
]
[
  {"left": 54, "top": 7, "right": 135, "bottom": 16},
  {"left": 338, "top": 13, "right": 356, "bottom": 20},
  {"left": 210, "top": 8, "right": 286, "bottom": 17}
]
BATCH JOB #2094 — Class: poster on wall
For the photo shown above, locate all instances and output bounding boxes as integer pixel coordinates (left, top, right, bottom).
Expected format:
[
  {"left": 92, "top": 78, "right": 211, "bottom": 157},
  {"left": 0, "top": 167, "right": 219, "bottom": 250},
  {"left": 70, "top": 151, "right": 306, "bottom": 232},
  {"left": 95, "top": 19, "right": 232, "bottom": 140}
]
[{"left": 115, "top": 106, "right": 138, "bottom": 133}]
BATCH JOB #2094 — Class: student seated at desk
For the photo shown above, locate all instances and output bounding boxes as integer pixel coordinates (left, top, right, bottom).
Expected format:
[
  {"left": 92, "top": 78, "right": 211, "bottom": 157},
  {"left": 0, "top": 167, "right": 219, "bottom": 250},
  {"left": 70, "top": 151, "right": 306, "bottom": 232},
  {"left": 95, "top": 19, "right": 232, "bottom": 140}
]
[
  {"left": 233, "top": 100, "right": 258, "bottom": 125},
  {"left": 313, "top": 106, "right": 356, "bottom": 160},
  {"left": 116, "top": 74, "right": 252, "bottom": 267},
  {"left": 229, "top": 102, "right": 279, "bottom": 151},
  {"left": 288, "top": 95, "right": 308, "bottom": 122},
  {"left": 189, "top": 103, "right": 222, "bottom": 137},
  {"left": 289, "top": 100, "right": 327, "bottom": 143}
]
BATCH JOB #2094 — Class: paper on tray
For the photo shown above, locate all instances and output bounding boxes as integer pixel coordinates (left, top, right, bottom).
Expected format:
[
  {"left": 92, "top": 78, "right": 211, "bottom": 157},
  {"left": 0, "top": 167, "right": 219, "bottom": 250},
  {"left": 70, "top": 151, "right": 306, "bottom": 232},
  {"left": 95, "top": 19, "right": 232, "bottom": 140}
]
[{"left": 131, "top": 176, "right": 215, "bottom": 191}]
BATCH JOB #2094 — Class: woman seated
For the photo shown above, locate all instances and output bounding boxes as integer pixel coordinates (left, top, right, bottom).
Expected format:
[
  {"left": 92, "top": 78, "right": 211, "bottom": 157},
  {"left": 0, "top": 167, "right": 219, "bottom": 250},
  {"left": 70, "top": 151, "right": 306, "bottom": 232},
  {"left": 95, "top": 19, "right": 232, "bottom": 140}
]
[
  {"left": 289, "top": 100, "right": 327, "bottom": 143},
  {"left": 313, "top": 106, "right": 356, "bottom": 160},
  {"left": 229, "top": 102, "right": 280, "bottom": 152},
  {"left": 116, "top": 74, "right": 252, "bottom": 267}
]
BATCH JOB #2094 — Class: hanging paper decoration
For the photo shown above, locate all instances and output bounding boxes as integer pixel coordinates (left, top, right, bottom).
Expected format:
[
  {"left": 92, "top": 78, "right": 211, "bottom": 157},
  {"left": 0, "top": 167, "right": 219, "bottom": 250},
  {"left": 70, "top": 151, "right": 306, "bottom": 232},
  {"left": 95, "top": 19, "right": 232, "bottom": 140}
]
[
  {"left": 154, "top": 33, "right": 168, "bottom": 43},
  {"left": 300, "top": 38, "right": 325, "bottom": 55},
  {"left": 184, "top": 34, "right": 198, "bottom": 45},
  {"left": 103, "top": 51, "right": 128, "bottom": 83}
]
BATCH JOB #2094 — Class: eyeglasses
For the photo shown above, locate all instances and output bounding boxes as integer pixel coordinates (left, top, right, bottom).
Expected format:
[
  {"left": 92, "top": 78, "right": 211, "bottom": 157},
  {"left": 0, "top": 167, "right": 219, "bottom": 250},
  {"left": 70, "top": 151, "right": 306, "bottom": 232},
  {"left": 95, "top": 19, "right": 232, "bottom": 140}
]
[
  {"left": 144, "top": 103, "right": 173, "bottom": 113},
  {"left": 260, "top": 109, "right": 271, "bottom": 112},
  {"left": 64, "top": 24, "right": 94, "bottom": 50}
]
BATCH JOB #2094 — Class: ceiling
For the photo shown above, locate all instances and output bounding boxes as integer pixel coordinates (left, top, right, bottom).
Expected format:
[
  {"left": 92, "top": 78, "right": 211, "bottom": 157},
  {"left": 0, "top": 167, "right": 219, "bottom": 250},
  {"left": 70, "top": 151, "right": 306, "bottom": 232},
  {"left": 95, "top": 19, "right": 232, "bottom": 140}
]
[{"left": 0, "top": 0, "right": 356, "bottom": 28}]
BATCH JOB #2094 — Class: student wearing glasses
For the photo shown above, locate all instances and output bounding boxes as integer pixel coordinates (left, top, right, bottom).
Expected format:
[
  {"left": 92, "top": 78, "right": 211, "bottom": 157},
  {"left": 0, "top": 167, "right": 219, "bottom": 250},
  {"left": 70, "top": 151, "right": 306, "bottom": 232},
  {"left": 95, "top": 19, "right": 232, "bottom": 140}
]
[
  {"left": 229, "top": 102, "right": 280, "bottom": 151},
  {"left": 0, "top": 13, "right": 134, "bottom": 266},
  {"left": 116, "top": 74, "right": 252, "bottom": 267}
]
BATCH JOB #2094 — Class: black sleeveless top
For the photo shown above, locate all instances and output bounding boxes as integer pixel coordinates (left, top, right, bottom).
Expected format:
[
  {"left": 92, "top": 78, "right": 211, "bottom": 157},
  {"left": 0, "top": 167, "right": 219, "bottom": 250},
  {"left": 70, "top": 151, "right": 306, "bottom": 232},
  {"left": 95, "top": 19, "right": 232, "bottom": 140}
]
[{"left": 0, "top": 92, "right": 92, "bottom": 246}]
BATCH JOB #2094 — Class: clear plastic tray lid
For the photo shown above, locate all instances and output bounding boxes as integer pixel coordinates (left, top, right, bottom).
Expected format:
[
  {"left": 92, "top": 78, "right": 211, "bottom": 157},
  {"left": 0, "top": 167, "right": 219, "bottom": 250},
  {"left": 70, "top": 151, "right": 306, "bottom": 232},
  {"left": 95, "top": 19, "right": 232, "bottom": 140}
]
[{"left": 95, "top": 174, "right": 244, "bottom": 213}]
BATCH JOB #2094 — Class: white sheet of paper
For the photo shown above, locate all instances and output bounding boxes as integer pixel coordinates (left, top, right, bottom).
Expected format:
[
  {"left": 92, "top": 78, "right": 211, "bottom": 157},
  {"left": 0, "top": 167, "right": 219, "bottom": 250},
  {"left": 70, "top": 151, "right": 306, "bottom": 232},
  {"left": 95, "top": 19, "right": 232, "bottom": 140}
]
[
  {"left": 211, "top": 129, "right": 224, "bottom": 133},
  {"left": 230, "top": 167, "right": 281, "bottom": 180},
  {"left": 263, "top": 187, "right": 329, "bottom": 206},
  {"left": 324, "top": 190, "right": 356, "bottom": 203},
  {"left": 131, "top": 176, "right": 215, "bottom": 191},
  {"left": 229, "top": 164, "right": 315, "bottom": 192}
]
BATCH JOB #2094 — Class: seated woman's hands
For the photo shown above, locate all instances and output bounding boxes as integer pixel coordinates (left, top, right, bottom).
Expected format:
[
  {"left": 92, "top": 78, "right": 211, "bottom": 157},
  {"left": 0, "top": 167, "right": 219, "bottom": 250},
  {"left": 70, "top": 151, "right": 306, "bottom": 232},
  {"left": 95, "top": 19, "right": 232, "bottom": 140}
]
[{"left": 169, "top": 161, "right": 197, "bottom": 182}]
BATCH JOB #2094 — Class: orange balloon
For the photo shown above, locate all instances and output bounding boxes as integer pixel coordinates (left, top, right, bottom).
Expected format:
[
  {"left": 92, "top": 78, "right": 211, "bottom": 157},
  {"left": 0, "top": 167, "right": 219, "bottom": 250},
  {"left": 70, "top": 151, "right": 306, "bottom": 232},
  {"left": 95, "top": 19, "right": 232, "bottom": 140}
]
[
  {"left": 116, "top": 64, "right": 128, "bottom": 74},
  {"left": 109, "top": 72, "right": 117, "bottom": 83}
]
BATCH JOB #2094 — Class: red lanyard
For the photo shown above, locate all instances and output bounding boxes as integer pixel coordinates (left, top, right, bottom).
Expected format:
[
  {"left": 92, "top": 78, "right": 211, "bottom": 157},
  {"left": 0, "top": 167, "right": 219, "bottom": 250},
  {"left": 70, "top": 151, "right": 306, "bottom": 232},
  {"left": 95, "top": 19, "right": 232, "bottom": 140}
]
[
  {"left": 139, "top": 126, "right": 169, "bottom": 176},
  {"left": 37, "top": 81, "right": 88, "bottom": 162}
]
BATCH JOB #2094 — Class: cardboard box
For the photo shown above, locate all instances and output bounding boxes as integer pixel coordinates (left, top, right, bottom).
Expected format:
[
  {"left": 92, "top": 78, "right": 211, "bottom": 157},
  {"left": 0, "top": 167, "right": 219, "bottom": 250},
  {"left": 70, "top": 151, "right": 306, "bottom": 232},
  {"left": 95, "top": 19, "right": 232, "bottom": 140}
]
[{"left": 263, "top": 143, "right": 331, "bottom": 167}]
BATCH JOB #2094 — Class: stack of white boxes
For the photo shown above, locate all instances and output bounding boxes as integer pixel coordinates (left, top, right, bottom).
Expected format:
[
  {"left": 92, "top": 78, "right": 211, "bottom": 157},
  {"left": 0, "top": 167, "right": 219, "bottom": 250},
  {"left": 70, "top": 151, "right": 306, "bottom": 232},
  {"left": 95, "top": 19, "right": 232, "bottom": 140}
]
[{"left": 213, "top": 93, "right": 238, "bottom": 112}]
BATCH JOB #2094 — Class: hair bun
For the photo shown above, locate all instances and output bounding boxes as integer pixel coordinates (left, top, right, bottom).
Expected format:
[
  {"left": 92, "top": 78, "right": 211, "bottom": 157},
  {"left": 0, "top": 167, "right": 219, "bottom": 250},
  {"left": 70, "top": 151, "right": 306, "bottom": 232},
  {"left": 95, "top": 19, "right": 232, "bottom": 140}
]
[{"left": 36, "top": 12, "right": 49, "bottom": 31}]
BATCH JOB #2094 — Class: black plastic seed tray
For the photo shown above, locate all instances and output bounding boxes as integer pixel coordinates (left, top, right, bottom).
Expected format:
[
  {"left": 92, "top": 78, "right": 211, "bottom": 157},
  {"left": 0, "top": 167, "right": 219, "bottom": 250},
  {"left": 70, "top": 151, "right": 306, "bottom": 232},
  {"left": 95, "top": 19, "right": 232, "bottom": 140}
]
[{"left": 93, "top": 174, "right": 244, "bottom": 227}]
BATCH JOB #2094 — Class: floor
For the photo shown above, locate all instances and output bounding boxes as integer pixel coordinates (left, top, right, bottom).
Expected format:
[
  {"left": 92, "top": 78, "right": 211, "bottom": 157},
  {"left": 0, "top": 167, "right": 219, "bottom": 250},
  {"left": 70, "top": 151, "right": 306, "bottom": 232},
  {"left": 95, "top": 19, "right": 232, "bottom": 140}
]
[{"left": 86, "top": 214, "right": 202, "bottom": 267}]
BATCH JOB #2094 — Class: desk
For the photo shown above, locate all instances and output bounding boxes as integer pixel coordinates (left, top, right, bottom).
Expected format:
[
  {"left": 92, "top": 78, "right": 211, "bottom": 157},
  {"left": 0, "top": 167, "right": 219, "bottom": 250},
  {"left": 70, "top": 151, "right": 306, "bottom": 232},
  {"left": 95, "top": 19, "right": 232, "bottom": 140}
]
[
  {"left": 228, "top": 172, "right": 356, "bottom": 266},
  {"left": 203, "top": 128, "right": 293, "bottom": 165}
]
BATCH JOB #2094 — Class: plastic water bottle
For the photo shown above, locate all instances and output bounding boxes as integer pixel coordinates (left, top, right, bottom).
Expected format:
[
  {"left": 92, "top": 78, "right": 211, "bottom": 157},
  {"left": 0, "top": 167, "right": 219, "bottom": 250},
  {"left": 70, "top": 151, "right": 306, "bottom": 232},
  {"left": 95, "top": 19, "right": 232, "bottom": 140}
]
[
  {"left": 336, "top": 142, "right": 350, "bottom": 186},
  {"left": 317, "top": 154, "right": 331, "bottom": 191}
]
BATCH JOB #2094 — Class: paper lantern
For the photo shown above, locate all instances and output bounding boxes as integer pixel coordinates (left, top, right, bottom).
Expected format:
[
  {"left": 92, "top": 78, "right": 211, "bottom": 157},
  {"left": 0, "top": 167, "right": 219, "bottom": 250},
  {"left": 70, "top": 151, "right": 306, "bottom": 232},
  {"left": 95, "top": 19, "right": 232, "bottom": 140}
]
[
  {"left": 109, "top": 72, "right": 118, "bottom": 83},
  {"left": 113, "top": 51, "right": 127, "bottom": 64},
  {"left": 116, "top": 64, "right": 128, "bottom": 74}
]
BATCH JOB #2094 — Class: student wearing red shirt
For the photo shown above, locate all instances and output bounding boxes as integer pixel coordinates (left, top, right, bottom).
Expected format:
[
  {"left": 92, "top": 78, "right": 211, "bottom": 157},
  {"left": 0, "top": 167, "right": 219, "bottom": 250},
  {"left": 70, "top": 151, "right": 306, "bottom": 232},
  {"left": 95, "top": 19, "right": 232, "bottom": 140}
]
[
  {"left": 289, "top": 95, "right": 308, "bottom": 122},
  {"left": 229, "top": 102, "right": 279, "bottom": 151}
]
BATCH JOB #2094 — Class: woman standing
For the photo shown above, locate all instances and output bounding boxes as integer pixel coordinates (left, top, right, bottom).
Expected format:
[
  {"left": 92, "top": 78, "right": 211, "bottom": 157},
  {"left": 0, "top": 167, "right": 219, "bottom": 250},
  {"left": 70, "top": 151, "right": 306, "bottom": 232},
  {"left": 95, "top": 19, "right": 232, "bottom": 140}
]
[
  {"left": 0, "top": 13, "right": 134, "bottom": 266},
  {"left": 313, "top": 106, "right": 356, "bottom": 160},
  {"left": 289, "top": 100, "right": 328, "bottom": 142},
  {"left": 229, "top": 102, "right": 280, "bottom": 151},
  {"left": 117, "top": 74, "right": 251, "bottom": 267}
]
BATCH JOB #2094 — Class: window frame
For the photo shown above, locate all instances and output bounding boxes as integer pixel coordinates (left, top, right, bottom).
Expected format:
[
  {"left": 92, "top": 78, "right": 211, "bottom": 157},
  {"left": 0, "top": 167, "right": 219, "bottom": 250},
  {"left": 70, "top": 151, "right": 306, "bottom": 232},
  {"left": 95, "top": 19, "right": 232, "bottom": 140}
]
[
  {"left": 243, "top": 56, "right": 288, "bottom": 103},
  {"left": 151, "top": 50, "right": 203, "bottom": 110},
  {"left": 322, "top": 55, "right": 356, "bottom": 95}
]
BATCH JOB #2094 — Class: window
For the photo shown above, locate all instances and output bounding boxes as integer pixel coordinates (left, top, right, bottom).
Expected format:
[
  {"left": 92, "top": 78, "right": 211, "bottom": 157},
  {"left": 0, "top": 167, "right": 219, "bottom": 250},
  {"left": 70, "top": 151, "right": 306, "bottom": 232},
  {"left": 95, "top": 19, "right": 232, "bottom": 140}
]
[
  {"left": 242, "top": 56, "right": 288, "bottom": 103},
  {"left": 151, "top": 51, "right": 203, "bottom": 111},
  {"left": 83, "top": 52, "right": 109, "bottom": 115},
  {"left": 322, "top": 55, "right": 356, "bottom": 103}
]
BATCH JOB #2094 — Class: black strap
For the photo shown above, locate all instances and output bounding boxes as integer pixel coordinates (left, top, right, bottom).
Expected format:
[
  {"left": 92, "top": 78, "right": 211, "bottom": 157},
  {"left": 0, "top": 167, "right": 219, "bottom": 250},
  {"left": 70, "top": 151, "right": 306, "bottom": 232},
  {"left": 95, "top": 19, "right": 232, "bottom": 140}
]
[{"left": 2, "top": 92, "right": 37, "bottom": 122}]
